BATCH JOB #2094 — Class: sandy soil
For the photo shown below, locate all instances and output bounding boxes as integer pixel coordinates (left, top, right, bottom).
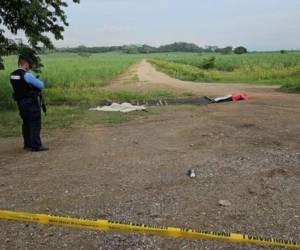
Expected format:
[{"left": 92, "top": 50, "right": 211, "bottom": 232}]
[{"left": 0, "top": 60, "right": 299, "bottom": 250}]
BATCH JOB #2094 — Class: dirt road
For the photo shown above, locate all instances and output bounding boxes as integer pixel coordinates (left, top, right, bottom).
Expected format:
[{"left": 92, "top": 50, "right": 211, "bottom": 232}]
[{"left": 0, "top": 60, "right": 299, "bottom": 250}]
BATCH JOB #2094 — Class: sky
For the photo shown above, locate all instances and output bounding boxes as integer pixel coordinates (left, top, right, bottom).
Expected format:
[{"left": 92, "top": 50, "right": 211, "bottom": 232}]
[{"left": 6, "top": 0, "right": 300, "bottom": 51}]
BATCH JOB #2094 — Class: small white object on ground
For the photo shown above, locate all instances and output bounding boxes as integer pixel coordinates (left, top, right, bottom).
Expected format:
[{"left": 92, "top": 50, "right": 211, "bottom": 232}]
[
  {"left": 189, "top": 169, "right": 196, "bottom": 178},
  {"left": 218, "top": 200, "right": 232, "bottom": 207},
  {"left": 89, "top": 102, "right": 146, "bottom": 113}
]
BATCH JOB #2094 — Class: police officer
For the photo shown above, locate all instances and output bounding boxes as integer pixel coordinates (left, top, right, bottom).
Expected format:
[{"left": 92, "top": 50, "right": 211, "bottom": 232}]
[{"left": 10, "top": 55, "right": 49, "bottom": 152}]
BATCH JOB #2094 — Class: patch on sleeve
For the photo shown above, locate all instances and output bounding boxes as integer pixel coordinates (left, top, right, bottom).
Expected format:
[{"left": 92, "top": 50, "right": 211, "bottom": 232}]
[{"left": 11, "top": 75, "right": 21, "bottom": 80}]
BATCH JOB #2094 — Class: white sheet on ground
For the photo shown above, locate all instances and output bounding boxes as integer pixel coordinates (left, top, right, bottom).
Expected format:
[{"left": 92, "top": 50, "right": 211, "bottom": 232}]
[
  {"left": 89, "top": 102, "right": 146, "bottom": 113},
  {"left": 213, "top": 95, "right": 232, "bottom": 102}
]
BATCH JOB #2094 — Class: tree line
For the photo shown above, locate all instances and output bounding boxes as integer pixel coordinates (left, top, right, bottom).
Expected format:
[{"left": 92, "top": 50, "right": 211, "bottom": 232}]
[
  {"left": 1, "top": 0, "right": 248, "bottom": 72},
  {"left": 58, "top": 43, "right": 248, "bottom": 55}
]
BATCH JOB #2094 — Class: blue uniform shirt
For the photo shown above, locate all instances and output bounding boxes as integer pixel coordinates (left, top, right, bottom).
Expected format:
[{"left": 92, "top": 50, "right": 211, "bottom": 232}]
[{"left": 19, "top": 68, "right": 45, "bottom": 90}]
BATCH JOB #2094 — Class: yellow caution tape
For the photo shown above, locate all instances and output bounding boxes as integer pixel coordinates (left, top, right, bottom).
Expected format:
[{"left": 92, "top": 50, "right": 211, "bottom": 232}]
[{"left": 0, "top": 209, "right": 299, "bottom": 249}]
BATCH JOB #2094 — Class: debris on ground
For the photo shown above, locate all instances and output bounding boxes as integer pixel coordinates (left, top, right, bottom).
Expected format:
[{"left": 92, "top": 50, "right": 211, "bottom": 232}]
[
  {"left": 89, "top": 102, "right": 146, "bottom": 113},
  {"left": 129, "top": 93, "right": 250, "bottom": 107},
  {"left": 188, "top": 169, "right": 196, "bottom": 178},
  {"left": 213, "top": 92, "right": 250, "bottom": 103},
  {"left": 141, "top": 96, "right": 213, "bottom": 106},
  {"left": 218, "top": 200, "right": 232, "bottom": 207},
  {"left": 90, "top": 92, "right": 250, "bottom": 113}
]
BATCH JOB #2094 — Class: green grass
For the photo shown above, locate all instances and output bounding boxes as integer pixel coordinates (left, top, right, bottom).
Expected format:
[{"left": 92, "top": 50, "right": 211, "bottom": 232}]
[
  {"left": 0, "top": 104, "right": 201, "bottom": 137},
  {"left": 1, "top": 51, "right": 299, "bottom": 137},
  {"left": 281, "top": 83, "right": 300, "bottom": 93},
  {"left": 147, "top": 52, "right": 300, "bottom": 92},
  {"left": 0, "top": 52, "right": 142, "bottom": 109},
  {"left": 0, "top": 106, "right": 152, "bottom": 137},
  {"left": 44, "top": 88, "right": 179, "bottom": 106},
  {"left": 0, "top": 111, "right": 22, "bottom": 137},
  {"left": 0, "top": 52, "right": 194, "bottom": 137},
  {"left": 0, "top": 52, "right": 190, "bottom": 110}
]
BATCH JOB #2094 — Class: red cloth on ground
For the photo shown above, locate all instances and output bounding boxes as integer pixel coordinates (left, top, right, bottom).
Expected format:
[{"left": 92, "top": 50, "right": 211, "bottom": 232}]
[{"left": 232, "top": 92, "right": 250, "bottom": 101}]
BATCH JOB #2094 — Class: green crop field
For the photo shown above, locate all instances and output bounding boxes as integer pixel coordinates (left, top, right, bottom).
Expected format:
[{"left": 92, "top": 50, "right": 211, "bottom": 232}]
[
  {"left": 2, "top": 52, "right": 299, "bottom": 110},
  {"left": 0, "top": 52, "right": 175, "bottom": 136},
  {"left": 148, "top": 52, "right": 300, "bottom": 93},
  {"left": 0, "top": 52, "right": 146, "bottom": 110},
  {"left": 1, "top": 51, "right": 299, "bottom": 108},
  {"left": 1, "top": 51, "right": 299, "bottom": 136}
]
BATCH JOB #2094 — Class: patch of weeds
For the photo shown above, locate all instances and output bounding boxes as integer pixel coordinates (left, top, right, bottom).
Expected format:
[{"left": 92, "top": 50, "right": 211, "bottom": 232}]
[
  {"left": 0, "top": 111, "right": 21, "bottom": 137},
  {"left": 0, "top": 106, "right": 151, "bottom": 137}
]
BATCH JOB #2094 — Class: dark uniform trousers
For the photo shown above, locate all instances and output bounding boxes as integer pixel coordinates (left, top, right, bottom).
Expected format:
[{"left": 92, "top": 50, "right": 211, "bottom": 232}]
[{"left": 17, "top": 97, "right": 42, "bottom": 149}]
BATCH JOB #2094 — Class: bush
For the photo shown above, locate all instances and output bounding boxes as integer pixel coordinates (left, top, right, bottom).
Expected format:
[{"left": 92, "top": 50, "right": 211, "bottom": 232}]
[
  {"left": 200, "top": 57, "right": 216, "bottom": 69},
  {"left": 234, "top": 46, "right": 248, "bottom": 55}
]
